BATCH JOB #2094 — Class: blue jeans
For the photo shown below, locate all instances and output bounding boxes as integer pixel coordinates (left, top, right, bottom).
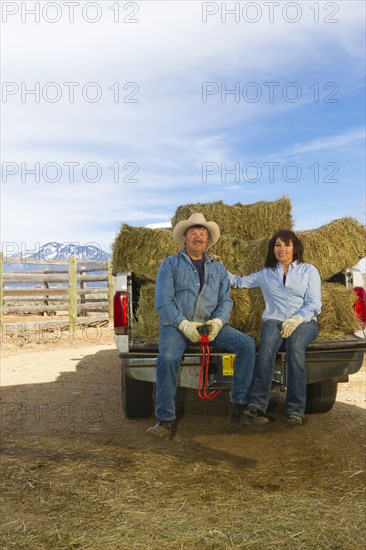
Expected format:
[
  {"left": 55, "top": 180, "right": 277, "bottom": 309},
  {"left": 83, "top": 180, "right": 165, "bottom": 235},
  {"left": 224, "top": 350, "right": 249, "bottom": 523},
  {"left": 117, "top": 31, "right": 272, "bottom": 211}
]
[
  {"left": 156, "top": 324, "right": 256, "bottom": 422},
  {"left": 248, "top": 319, "right": 318, "bottom": 417}
]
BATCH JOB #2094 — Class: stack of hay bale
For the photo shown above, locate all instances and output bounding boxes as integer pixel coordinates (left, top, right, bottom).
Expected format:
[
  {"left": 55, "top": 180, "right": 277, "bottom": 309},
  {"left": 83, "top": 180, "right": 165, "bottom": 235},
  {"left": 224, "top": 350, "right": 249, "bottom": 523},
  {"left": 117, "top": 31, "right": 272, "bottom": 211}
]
[{"left": 112, "top": 197, "right": 366, "bottom": 341}]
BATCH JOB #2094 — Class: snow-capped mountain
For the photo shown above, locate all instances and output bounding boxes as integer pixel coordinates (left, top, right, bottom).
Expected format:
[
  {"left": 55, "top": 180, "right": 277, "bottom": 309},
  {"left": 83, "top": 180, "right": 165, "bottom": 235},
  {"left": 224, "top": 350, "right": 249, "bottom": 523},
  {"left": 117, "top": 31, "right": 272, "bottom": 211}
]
[
  {"left": 4, "top": 242, "right": 110, "bottom": 272},
  {"left": 27, "top": 242, "right": 110, "bottom": 263}
]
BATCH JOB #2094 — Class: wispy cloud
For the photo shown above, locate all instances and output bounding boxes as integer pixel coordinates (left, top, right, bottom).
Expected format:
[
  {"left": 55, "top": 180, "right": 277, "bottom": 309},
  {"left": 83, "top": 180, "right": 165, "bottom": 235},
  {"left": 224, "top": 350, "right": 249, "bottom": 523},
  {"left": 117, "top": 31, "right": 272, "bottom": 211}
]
[{"left": 1, "top": 1, "right": 365, "bottom": 252}]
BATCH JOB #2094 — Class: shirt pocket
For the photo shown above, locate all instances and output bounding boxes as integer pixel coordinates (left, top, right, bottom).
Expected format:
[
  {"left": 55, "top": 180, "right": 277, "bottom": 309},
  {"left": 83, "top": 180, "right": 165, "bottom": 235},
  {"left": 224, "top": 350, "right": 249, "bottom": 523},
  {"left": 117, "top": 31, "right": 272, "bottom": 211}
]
[
  {"left": 287, "top": 272, "right": 309, "bottom": 299},
  {"left": 175, "top": 269, "right": 191, "bottom": 291},
  {"left": 206, "top": 273, "right": 221, "bottom": 296}
]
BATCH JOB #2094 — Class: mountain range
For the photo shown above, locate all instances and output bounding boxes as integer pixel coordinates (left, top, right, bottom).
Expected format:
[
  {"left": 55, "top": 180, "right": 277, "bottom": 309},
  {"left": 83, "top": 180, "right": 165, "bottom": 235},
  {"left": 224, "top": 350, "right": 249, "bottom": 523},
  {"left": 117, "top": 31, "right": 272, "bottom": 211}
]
[{"left": 4, "top": 242, "right": 110, "bottom": 272}]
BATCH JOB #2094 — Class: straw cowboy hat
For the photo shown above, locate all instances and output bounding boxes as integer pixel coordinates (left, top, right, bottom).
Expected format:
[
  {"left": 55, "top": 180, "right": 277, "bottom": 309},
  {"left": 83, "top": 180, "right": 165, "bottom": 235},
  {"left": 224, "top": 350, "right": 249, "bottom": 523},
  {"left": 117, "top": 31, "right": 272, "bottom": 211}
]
[{"left": 172, "top": 213, "right": 220, "bottom": 248}]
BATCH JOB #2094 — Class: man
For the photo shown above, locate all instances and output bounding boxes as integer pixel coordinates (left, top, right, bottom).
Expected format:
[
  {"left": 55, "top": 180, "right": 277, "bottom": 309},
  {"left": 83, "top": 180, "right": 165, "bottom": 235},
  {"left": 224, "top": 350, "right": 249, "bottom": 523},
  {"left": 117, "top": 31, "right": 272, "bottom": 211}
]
[{"left": 147, "top": 213, "right": 256, "bottom": 439}]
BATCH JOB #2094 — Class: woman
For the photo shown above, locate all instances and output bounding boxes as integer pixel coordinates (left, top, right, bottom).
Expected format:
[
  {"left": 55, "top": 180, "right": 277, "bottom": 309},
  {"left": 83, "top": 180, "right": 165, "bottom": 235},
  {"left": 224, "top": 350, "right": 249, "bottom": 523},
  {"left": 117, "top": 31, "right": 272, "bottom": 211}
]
[{"left": 229, "top": 229, "right": 321, "bottom": 425}]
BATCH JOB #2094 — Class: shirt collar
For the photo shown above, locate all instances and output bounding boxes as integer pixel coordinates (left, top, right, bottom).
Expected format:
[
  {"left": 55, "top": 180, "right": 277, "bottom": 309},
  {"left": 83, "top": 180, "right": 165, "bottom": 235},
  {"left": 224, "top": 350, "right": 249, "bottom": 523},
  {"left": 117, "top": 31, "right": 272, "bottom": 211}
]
[
  {"left": 178, "top": 247, "right": 212, "bottom": 263},
  {"left": 276, "top": 260, "right": 298, "bottom": 272}
]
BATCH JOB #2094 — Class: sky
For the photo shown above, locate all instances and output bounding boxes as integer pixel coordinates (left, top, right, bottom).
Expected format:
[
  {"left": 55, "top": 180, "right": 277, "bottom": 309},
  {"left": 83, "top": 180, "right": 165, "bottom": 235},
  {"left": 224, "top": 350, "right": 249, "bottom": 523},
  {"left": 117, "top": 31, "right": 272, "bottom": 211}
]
[{"left": 1, "top": 0, "right": 365, "bottom": 264}]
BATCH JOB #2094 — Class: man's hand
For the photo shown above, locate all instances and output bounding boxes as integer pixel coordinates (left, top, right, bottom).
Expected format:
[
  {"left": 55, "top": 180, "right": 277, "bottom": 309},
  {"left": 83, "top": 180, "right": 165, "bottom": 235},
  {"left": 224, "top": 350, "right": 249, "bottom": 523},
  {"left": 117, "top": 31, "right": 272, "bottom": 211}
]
[
  {"left": 280, "top": 315, "right": 304, "bottom": 338},
  {"left": 179, "top": 320, "right": 203, "bottom": 343},
  {"left": 206, "top": 318, "right": 223, "bottom": 342}
]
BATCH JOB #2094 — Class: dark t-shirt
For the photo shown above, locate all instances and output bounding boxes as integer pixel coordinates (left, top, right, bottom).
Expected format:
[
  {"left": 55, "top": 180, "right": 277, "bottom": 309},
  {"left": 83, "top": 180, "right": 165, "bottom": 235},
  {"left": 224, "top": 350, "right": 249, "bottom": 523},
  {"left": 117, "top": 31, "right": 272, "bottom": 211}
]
[{"left": 191, "top": 258, "right": 205, "bottom": 292}]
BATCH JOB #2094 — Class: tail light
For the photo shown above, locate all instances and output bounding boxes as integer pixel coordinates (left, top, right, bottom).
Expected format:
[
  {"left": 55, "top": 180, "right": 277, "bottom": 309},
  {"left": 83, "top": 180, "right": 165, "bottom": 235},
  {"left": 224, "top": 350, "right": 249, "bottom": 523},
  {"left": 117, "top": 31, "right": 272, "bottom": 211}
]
[
  {"left": 114, "top": 291, "right": 128, "bottom": 335},
  {"left": 354, "top": 287, "right": 366, "bottom": 323}
]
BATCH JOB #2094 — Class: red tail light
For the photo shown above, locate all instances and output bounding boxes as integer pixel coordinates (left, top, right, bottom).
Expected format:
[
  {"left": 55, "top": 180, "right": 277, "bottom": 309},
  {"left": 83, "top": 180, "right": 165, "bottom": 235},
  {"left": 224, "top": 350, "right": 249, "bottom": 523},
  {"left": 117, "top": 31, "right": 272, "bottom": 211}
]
[
  {"left": 114, "top": 291, "right": 128, "bottom": 335},
  {"left": 354, "top": 287, "right": 366, "bottom": 323}
]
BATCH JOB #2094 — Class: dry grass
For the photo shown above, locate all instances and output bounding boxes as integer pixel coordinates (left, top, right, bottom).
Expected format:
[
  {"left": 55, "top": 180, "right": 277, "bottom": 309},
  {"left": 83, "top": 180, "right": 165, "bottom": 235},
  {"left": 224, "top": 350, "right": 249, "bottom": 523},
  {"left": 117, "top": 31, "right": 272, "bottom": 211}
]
[
  {"left": 1, "top": 432, "right": 365, "bottom": 549},
  {"left": 112, "top": 199, "right": 364, "bottom": 342},
  {"left": 132, "top": 283, "right": 358, "bottom": 342},
  {"left": 112, "top": 208, "right": 365, "bottom": 285},
  {"left": 300, "top": 218, "right": 366, "bottom": 280},
  {"left": 112, "top": 225, "right": 177, "bottom": 282},
  {"left": 172, "top": 197, "right": 293, "bottom": 241},
  {"left": 213, "top": 218, "right": 366, "bottom": 278}
]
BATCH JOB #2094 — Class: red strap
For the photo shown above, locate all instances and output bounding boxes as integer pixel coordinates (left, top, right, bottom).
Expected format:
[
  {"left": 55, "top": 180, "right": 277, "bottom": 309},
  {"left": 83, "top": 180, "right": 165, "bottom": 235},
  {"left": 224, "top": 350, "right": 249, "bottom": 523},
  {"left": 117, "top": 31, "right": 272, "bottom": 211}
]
[{"left": 198, "top": 335, "right": 222, "bottom": 400}]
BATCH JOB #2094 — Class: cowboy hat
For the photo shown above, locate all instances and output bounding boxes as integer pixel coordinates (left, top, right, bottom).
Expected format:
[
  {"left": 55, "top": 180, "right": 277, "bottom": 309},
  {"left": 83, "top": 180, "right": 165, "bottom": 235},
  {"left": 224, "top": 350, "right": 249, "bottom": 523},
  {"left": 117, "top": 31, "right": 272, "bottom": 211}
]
[{"left": 172, "top": 213, "right": 220, "bottom": 248}]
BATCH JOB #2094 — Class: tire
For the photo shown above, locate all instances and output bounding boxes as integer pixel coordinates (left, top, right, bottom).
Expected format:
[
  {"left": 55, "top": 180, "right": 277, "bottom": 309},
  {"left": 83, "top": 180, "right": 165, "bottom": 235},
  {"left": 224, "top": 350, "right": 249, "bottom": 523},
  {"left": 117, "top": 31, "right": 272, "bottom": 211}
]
[
  {"left": 121, "top": 370, "right": 153, "bottom": 418},
  {"left": 305, "top": 380, "right": 338, "bottom": 414}
]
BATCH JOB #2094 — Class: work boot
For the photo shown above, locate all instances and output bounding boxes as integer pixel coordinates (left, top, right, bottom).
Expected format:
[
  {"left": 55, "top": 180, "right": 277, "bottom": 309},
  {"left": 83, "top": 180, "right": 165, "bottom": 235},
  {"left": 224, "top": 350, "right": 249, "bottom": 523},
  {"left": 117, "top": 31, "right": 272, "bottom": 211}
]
[
  {"left": 242, "top": 406, "right": 270, "bottom": 426},
  {"left": 229, "top": 403, "right": 246, "bottom": 424},
  {"left": 146, "top": 421, "right": 173, "bottom": 440},
  {"left": 287, "top": 414, "right": 303, "bottom": 426}
]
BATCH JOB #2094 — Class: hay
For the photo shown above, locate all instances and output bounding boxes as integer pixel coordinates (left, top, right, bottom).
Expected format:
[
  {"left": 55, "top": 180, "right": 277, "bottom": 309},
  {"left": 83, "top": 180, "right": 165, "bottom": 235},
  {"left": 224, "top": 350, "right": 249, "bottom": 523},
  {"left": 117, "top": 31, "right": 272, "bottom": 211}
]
[
  {"left": 1, "top": 430, "right": 365, "bottom": 549},
  {"left": 317, "top": 283, "right": 359, "bottom": 340},
  {"left": 133, "top": 285, "right": 160, "bottom": 340},
  {"left": 230, "top": 288, "right": 264, "bottom": 340},
  {"left": 111, "top": 200, "right": 365, "bottom": 340},
  {"left": 172, "top": 196, "right": 293, "bottom": 240},
  {"left": 132, "top": 282, "right": 358, "bottom": 342},
  {"left": 112, "top": 224, "right": 177, "bottom": 282},
  {"left": 300, "top": 218, "right": 366, "bottom": 280},
  {"left": 213, "top": 218, "right": 366, "bottom": 279},
  {"left": 114, "top": 217, "right": 366, "bottom": 284}
]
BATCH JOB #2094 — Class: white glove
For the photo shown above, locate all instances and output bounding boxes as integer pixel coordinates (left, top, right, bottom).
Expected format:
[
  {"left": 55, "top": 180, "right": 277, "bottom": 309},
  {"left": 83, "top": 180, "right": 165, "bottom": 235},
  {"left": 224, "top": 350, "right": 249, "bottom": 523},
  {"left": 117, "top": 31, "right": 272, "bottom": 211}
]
[
  {"left": 280, "top": 315, "right": 304, "bottom": 338},
  {"left": 206, "top": 318, "right": 223, "bottom": 342},
  {"left": 179, "top": 320, "right": 203, "bottom": 343}
]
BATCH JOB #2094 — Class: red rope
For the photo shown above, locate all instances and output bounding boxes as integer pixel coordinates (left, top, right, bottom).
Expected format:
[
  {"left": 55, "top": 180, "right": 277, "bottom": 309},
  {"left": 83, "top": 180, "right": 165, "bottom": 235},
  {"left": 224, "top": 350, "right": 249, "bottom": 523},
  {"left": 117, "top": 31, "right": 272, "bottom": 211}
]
[{"left": 198, "top": 334, "right": 222, "bottom": 400}]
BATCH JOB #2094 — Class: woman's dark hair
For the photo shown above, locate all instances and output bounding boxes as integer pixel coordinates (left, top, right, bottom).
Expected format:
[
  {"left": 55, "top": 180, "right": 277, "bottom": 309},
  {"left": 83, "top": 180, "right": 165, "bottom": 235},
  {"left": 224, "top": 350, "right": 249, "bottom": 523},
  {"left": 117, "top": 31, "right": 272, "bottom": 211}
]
[{"left": 265, "top": 229, "right": 304, "bottom": 268}]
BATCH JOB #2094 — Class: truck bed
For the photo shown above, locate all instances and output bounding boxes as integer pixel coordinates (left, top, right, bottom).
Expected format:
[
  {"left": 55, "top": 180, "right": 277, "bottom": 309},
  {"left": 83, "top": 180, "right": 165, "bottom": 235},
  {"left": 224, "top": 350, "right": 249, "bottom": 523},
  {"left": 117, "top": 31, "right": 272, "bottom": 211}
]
[{"left": 127, "top": 334, "right": 366, "bottom": 354}]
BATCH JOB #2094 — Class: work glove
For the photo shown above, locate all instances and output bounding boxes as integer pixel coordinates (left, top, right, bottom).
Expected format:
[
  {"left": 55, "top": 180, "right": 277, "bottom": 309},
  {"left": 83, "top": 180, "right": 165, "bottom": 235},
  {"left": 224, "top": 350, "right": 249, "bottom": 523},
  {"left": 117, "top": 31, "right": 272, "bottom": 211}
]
[
  {"left": 206, "top": 318, "right": 223, "bottom": 342},
  {"left": 179, "top": 320, "right": 203, "bottom": 343},
  {"left": 280, "top": 315, "right": 304, "bottom": 338}
]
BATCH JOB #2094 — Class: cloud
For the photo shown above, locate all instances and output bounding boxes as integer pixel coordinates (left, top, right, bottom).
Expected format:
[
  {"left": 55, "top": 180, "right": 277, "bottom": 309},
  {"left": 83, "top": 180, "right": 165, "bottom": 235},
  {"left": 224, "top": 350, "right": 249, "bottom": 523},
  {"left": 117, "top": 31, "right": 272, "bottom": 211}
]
[{"left": 1, "top": 1, "right": 365, "bottom": 250}]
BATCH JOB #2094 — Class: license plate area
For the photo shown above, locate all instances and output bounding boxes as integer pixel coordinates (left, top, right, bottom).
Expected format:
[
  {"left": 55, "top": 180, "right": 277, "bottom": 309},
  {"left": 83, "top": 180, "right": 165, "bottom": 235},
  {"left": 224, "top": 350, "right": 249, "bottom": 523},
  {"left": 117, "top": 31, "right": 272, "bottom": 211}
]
[{"left": 223, "top": 354, "right": 235, "bottom": 376}]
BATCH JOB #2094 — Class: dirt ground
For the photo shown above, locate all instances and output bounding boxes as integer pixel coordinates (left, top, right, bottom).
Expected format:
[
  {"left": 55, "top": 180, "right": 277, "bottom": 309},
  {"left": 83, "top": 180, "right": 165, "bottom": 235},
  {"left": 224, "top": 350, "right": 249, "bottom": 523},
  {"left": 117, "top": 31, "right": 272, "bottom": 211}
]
[{"left": 1, "top": 323, "right": 365, "bottom": 549}]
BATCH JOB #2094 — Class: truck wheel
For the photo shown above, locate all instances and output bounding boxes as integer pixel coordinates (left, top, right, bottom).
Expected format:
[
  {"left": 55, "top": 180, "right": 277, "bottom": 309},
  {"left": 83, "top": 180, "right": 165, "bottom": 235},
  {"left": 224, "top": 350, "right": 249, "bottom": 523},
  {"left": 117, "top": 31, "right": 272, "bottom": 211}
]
[
  {"left": 122, "top": 371, "right": 153, "bottom": 418},
  {"left": 305, "top": 380, "right": 338, "bottom": 414}
]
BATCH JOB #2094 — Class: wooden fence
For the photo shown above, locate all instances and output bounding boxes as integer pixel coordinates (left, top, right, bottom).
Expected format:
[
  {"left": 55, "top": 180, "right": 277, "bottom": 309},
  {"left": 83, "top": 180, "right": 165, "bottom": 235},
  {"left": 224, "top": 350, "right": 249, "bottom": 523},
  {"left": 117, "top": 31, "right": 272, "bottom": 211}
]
[{"left": 0, "top": 253, "right": 114, "bottom": 336}]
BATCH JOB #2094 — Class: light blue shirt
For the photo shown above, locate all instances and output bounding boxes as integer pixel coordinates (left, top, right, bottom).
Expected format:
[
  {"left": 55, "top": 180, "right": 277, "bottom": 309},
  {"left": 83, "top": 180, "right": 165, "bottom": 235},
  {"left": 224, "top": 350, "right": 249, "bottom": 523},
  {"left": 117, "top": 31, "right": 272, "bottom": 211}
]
[
  {"left": 228, "top": 262, "right": 322, "bottom": 322},
  {"left": 156, "top": 248, "right": 233, "bottom": 328}
]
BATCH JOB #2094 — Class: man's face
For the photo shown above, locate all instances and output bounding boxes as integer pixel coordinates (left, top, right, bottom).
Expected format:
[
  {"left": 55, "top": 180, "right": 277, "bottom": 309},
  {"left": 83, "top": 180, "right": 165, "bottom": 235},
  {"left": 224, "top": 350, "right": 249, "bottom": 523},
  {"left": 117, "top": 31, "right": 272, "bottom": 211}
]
[{"left": 184, "top": 226, "right": 209, "bottom": 258}]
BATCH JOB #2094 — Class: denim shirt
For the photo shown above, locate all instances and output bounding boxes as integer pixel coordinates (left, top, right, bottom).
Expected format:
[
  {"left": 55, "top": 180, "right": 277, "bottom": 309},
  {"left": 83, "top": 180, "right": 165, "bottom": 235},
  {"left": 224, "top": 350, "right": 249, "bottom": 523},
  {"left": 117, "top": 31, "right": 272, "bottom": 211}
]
[
  {"left": 228, "top": 262, "right": 322, "bottom": 322},
  {"left": 155, "top": 248, "right": 233, "bottom": 328}
]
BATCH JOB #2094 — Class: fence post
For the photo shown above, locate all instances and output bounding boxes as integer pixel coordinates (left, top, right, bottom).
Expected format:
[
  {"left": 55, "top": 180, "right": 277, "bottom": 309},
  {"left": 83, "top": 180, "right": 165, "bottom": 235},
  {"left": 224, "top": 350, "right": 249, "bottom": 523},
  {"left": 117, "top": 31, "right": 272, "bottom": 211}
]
[
  {"left": 68, "top": 256, "right": 78, "bottom": 337},
  {"left": 43, "top": 268, "right": 50, "bottom": 316},
  {"left": 108, "top": 259, "right": 114, "bottom": 327},
  {"left": 0, "top": 253, "right": 3, "bottom": 339},
  {"left": 80, "top": 266, "right": 86, "bottom": 317}
]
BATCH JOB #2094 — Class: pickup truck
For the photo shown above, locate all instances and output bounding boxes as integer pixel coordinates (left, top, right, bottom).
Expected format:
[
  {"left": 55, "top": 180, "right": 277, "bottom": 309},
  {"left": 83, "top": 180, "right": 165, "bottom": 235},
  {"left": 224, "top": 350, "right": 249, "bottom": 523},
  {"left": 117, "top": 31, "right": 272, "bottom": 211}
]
[{"left": 113, "top": 270, "right": 366, "bottom": 419}]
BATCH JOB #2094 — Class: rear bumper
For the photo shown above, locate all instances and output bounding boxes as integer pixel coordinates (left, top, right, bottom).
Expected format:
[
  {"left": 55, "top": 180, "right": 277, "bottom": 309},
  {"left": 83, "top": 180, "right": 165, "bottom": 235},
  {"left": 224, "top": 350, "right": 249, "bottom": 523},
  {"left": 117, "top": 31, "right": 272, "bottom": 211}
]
[{"left": 119, "top": 337, "right": 365, "bottom": 389}]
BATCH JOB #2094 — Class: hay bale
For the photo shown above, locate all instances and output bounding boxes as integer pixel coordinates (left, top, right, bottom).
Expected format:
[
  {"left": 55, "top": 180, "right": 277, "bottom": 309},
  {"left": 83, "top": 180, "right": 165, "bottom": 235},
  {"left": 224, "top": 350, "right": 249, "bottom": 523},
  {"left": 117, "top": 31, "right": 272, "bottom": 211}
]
[
  {"left": 132, "top": 282, "right": 358, "bottom": 342},
  {"left": 230, "top": 288, "right": 264, "bottom": 340},
  {"left": 112, "top": 224, "right": 178, "bottom": 281},
  {"left": 132, "top": 285, "right": 160, "bottom": 340},
  {"left": 317, "top": 283, "right": 359, "bottom": 340},
  {"left": 300, "top": 218, "right": 366, "bottom": 280},
  {"left": 214, "top": 218, "right": 366, "bottom": 280},
  {"left": 172, "top": 197, "right": 293, "bottom": 240}
]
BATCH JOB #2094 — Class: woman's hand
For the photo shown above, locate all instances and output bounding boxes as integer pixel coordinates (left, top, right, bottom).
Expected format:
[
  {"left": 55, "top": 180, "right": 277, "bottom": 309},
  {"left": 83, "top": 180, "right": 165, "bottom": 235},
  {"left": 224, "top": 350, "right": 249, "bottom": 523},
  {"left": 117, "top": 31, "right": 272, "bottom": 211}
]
[{"left": 280, "top": 315, "right": 304, "bottom": 338}]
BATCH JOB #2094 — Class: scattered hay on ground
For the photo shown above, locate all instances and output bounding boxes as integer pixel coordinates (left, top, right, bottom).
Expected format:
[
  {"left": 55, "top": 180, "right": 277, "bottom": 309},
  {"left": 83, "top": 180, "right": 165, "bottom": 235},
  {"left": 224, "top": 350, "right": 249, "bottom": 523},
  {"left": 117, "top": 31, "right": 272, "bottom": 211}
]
[{"left": 1, "top": 433, "right": 365, "bottom": 549}]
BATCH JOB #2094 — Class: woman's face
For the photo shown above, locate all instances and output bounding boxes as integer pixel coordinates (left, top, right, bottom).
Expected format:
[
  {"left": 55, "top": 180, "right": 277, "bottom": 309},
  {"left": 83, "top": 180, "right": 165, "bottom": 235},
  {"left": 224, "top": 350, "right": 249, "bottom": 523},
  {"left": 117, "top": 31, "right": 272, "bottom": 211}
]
[{"left": 274, "top": 238, "right": 294, "bottom": 266}]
